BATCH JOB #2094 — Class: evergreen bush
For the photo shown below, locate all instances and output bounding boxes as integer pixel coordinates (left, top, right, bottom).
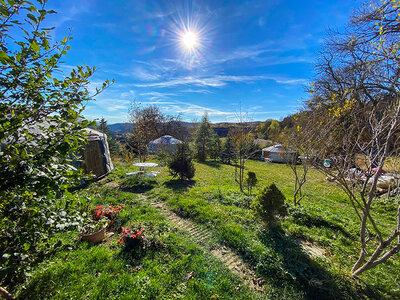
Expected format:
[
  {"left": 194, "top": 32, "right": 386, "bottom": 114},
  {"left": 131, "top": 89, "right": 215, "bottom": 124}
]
[
  {"left": 168, "top": 143, "right": 195, "bottom": 180},
  {"left": 251, "top": 183, "right": 286, "bottom": 225}
]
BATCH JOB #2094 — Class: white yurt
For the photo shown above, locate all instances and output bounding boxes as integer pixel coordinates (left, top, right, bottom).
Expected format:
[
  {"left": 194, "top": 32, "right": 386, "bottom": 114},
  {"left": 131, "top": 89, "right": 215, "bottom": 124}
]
[
  {"left": 261, "top": 144, "right": 297, "bottom": 163},
  {"left": 148, "top": 135, "right": 182, "bottom": 154}
]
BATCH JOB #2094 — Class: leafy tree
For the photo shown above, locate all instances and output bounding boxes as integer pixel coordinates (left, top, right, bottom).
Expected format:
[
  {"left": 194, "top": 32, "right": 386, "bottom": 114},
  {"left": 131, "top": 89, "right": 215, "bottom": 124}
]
[
  {"left": 194, "top": 112, "right": 212, "bottom": 161},
  {"left": 168, "top": 143, "right": 195, "bottom": 180},
  {"left": 127, "top": 101, "right": 183, "bottom": 162},
  {"left": 95, "top": 117, "right": 119, "bottom": 155},
  {"left": 0, "top": 0, "right": 109, "bottom": 286},
  {"left": 255, "top": 119, "right": 272, "bottom": 139},
  {"left": 220, "top": 134, "right": 236, "bottom": 164},
  {"left": 208, "top": 132, "right": 221, "bottom": 161},
  {"left": 268, "top": 120, "right": 280, "bottom": 141}
]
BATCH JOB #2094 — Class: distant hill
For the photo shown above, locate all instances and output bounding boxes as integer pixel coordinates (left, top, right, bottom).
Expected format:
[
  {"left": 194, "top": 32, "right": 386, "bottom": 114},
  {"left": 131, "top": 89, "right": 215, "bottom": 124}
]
[
  {"left": 108, "top": 121, "right": 262, "bottom": 136},
  {"left": 108, "top": 123, "right": 132, "bottom": 134}
]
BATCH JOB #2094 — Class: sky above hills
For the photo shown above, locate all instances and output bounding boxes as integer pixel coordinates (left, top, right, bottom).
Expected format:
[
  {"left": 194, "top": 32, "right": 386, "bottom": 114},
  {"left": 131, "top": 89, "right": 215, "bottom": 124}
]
[{"left": 46, "top": 0, "right": 356, "bottom": 124}]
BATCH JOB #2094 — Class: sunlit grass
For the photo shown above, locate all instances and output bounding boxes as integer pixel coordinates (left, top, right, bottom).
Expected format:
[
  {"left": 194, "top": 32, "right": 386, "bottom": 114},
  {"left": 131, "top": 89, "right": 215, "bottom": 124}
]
[{"left": 17, "top": 158, "right": 400, "bottom": 299}]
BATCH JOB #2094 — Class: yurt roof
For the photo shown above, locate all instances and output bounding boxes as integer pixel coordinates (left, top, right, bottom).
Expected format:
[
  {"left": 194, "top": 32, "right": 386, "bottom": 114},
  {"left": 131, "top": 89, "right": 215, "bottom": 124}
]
[
  {"left": 262, "top": 144, "right": 295, "bottom": 153},
  {"left": 84, "top": 128, "right": 107, "bottom": 141},
  {"left": 150, "top": 135, "right": 182, "bottom": 145}
]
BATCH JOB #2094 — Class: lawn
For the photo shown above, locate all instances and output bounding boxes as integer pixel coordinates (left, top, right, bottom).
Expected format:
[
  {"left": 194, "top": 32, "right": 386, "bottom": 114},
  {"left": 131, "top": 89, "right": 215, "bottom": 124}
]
[{"left": 15, "top": 158, "right": 400, "bottom": 299}]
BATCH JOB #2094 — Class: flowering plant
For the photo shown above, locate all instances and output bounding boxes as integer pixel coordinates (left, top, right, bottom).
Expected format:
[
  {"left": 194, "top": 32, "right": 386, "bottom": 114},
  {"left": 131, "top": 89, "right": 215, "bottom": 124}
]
[
  {"left": 118, "top": 223, "right": 149, "bottom": 251},
  {"left": 92, "top": 205, "right": 123, "bottom": 223}
]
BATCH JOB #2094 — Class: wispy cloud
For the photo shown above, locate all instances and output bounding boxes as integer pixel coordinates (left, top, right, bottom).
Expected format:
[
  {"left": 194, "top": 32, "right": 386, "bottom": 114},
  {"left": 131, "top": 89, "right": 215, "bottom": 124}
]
[
  {"left": 178, "top": 88, "right": 213, "bottom": 94},
  {"left": 133, "top": 74, "right": 307, "bottom": 88},
  {"left": 132, "top": 66, "right": 162, "bottom": 81},
  {"left": 139, "top": 91, "right": 176, "bottom": 97}
]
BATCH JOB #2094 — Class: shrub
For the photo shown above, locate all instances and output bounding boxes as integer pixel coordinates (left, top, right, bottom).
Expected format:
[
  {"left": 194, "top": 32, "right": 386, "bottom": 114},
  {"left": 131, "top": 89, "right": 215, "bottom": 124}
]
[
  {"left": 251, "top": 183, "right": 286, "bottom": 225},
  {"left": 155, "top": 150, "right": 170, "bottom": 164},
  {"left": 168, "top": 143, "right": 195, "bottom": 180},
  {"left": 0, "top": 0, "right": 110, "bottom": 286}
]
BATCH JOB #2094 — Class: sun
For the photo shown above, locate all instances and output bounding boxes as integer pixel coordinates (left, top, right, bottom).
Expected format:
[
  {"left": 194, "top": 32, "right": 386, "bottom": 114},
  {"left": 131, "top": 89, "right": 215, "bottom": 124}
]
[{"left": 181, "top": 31, "right": 198, "bottom": 50}]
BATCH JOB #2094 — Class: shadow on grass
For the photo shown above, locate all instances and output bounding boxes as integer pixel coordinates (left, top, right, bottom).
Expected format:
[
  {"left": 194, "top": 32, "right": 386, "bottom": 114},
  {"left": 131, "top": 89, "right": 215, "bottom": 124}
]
[
  {"left": 163, "top": 179, "right": 195, "bottom": 192},
  {"left": 120, "top": 185, "right": 155, "bottom": 193},
  {"left": 197, "top": 160, "right": 221, "bottom": 169},
  {"left": 119, "top": 175, "right": 157, "bottom": 193},
  {"left": 257, "top": 225, "right": 381, "bottom": 299},
  {"left": 290, "top": 209, "right": 353, "bottom": 239}
]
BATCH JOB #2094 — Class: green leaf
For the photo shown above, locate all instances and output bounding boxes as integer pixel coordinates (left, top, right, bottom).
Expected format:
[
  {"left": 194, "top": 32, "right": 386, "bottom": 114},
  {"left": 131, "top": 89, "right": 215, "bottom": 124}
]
[
  {"left": 27, "top": 13, "right": 37, "bottom": 24},
  {"left": 31, "top": 40, "right": 40, "bottom": 53},
  {"left": 0, "top": 50, "right": 9, "bottom": 64},
  {"left": 23, "top": 243, "right": 31, "bottom": 251},
  {"left": 27, "top": 5, "right": 37, "bottom": 12}
]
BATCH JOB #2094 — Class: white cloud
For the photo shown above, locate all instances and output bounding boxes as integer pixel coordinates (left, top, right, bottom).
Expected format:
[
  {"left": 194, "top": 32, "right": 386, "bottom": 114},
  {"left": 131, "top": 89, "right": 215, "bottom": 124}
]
[
  {"left": 133, "top": 74, "right": 307, "bottom": 88},
  {"left": 132, "top": 66, "right": 162, "bottom": 81}
]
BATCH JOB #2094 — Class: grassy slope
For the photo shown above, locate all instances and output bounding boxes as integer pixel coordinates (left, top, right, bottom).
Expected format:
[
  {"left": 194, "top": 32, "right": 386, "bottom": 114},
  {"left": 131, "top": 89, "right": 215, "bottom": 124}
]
[
  {"left": 16, "top": 188, "right": 258, "bottom": 300},
  {"left": 144, "top": 159, "right": 400, "bottom": 299},
  {"left": 17, "top": 159, "right": 400, "bottom": 299}
]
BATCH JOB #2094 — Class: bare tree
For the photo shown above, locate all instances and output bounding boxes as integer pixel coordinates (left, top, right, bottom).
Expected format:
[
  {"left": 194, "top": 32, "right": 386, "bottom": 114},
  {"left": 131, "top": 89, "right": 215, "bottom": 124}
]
[
  {"left": 232, "top": 110, "right": 257, "bottom": 193},
  {"left": 283, "top": 112, "right": 315, "bottom": 206},
  {"left": 303, "top": 0, "right": 400, "bottom": 276},
  {"left": 127, "top": 100, "right": 184, "bottom": 162}
]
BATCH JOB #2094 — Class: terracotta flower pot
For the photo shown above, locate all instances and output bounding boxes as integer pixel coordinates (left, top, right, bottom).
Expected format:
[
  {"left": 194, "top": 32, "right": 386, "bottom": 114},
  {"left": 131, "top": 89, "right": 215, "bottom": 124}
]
[{"left": 80, "top": 227, "right": 106, "bottom": 244}]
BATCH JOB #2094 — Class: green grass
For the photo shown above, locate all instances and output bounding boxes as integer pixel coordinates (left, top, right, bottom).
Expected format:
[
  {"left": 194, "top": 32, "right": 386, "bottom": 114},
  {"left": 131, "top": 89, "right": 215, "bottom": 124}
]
[
  {"left": 16, "top": 188, "right": 257, "bottom": 299},
  {"left": 144, "top": 159, "right": 400, "bottom": 299},
  {"left": 15, "top": 158, "right": 400, "bottom": 299}
]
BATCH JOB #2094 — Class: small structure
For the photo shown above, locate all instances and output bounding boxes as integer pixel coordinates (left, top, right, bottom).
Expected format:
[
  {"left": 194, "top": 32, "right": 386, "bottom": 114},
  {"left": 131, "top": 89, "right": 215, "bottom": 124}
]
[
  {"left": 261, "top": 144, "right": 297, "bottom": 163},
  {"left": 1, "top": 120, "right": 114, "bottom": 179},
  {"left": 81, "top": 128, "right": 113, "bottom": 178},
  {"left": 148, "top": 135, "right": 182, "bottom": 154}
]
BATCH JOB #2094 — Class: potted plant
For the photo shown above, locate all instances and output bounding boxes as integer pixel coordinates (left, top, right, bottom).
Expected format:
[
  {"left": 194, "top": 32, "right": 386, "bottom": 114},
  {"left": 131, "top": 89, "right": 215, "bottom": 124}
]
[
  {"left": 80, "top": 218, "right": 109, "bottom": 244},
  {"left": 118, "top": 223, "right": 147, "bottom": 251},
  {"left": 92, "top": 205, "right": 123, "bottom": 228}
]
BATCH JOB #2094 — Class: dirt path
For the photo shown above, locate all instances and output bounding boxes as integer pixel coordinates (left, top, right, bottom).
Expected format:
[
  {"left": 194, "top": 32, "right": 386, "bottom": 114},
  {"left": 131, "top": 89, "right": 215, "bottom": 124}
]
[{"left": 140, "top": 195, "right": 265, "bottom": 293}]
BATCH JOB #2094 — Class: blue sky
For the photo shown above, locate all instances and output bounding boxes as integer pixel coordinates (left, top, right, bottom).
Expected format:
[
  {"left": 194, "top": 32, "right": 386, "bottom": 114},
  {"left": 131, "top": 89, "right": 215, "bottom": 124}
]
[{"left": 46, "top": 0, "right": 356, "bottom": 124}]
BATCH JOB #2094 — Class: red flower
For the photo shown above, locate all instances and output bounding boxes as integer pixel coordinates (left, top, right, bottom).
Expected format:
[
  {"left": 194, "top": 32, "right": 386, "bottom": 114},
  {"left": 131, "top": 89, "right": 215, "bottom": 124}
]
[
  {"left": 118, "top": 237, "right": 123, "bottom": 244},
  {"left": 131, "top": 234, "right": 136, "bottom": 239}
]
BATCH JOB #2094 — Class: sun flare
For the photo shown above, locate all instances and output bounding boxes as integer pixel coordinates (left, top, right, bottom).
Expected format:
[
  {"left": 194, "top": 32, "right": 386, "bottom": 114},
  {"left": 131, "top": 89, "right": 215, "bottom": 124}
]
[{"left": 181, "top": 31, "right": 198, "bottom": 50}]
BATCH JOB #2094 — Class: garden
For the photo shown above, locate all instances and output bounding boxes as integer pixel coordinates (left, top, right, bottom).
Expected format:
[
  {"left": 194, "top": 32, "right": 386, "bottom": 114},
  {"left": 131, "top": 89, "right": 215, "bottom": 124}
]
[
  {"left": 7, "top": 158, "right": 399, "bottom": 299},
  {"left": 2, "top": 1, "right": 400, "bottom": 299}
]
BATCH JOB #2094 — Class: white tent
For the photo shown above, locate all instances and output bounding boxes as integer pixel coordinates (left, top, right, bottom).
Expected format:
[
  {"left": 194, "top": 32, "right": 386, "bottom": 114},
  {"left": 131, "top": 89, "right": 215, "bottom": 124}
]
[
  {"left": 82, "top": 128, "right": 114, "bottom": 178},
  {"left": 148, "top": 135, "right": 182, "bottom": 154},
  {"left": 1, "top": 121, "right": 114, "bottom": 179},
  {"left": 261, "top": 144, "right": 297, "bottom": 163}
]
